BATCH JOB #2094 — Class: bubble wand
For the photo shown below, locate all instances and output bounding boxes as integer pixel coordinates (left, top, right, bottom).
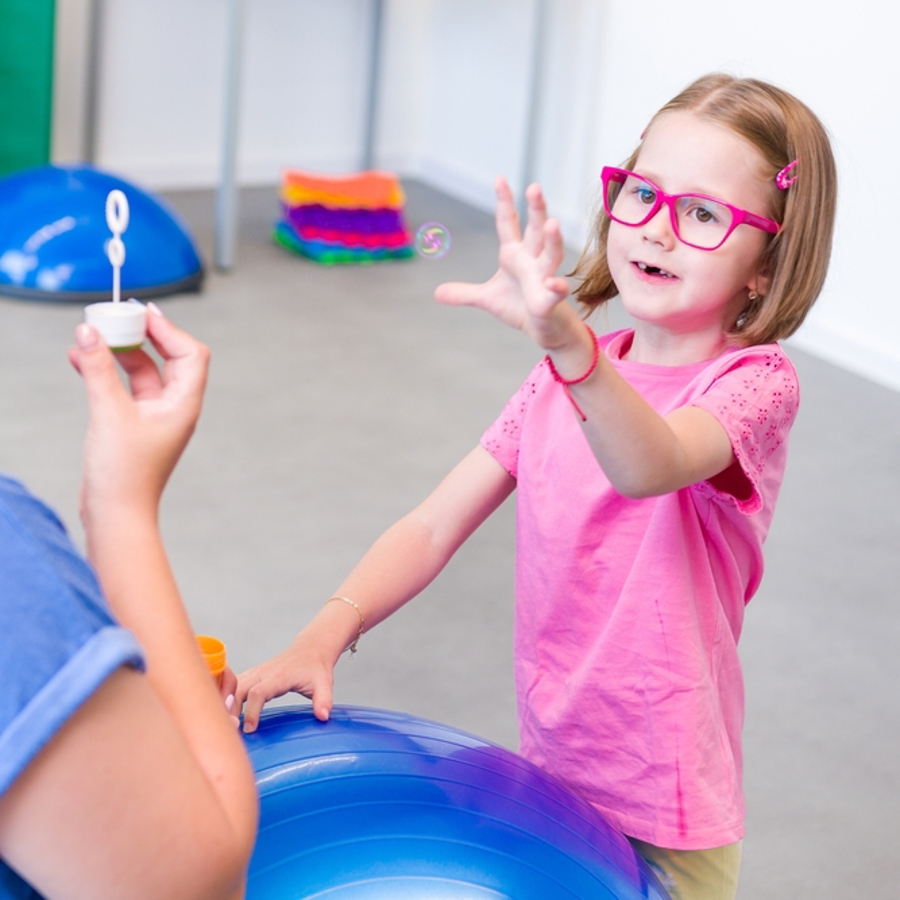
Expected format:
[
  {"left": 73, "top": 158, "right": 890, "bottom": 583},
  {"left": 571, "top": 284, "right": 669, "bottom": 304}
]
[
  {"left": 83, "top": 189, "right": 147, "bottom": 350},
  {"left": 105, "top": 189, "right": 129, "bottom": 303}
]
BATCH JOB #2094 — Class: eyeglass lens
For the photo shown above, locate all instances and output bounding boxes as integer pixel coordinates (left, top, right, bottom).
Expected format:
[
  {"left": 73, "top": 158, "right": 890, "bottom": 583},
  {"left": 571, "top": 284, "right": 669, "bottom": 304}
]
[{"left": 607, "top": 173, "right": 734, "bottom": 249}]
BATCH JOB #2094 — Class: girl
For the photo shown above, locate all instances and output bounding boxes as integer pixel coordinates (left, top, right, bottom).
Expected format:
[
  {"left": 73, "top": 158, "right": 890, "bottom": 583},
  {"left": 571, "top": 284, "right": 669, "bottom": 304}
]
[{"left": 234, "top": 74, "right": 837, "bottom": 900}]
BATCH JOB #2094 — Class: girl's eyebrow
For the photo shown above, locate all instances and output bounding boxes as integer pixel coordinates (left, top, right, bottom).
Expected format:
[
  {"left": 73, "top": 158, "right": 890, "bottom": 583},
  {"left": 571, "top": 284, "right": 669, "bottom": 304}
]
[{"left": 635, "top": 169, "right": 727, "bottom": 200}]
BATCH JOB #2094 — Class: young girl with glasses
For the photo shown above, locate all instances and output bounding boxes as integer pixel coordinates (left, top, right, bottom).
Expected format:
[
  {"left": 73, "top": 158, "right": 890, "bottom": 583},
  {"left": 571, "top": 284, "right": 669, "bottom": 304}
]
[{"left": 235, "top": 73, "right": 837, "bottom": 900}]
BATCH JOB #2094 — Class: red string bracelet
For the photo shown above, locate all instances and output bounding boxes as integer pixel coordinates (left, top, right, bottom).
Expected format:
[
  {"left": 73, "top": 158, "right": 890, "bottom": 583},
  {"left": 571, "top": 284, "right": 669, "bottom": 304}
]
[{"left": 545, "top": 324, "right": 599, "bottom": 422}]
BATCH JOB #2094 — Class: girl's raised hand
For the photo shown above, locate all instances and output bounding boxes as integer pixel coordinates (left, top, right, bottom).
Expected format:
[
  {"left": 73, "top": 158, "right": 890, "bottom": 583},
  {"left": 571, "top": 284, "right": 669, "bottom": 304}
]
[
  {"left": 68, "top": 306, "right": 210, "bottom": 526},
  {"left": 435, "top": 177, "right": 576, "bottom": 349}
]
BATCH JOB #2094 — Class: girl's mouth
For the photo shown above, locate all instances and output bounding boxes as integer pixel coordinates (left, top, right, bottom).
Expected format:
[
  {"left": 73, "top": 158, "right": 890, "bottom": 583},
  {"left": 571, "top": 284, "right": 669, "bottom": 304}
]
[{"left": 634, "top": 261, "right": 676, "bottom": 279}]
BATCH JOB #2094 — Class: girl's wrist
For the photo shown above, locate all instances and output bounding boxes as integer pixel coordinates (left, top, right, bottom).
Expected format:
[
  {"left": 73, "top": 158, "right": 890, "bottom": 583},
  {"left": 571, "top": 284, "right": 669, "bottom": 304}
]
[
  {"left": 545, "top": 321, "right": 598, "bottom": 382},
  {"left": 308, "top": 598, "right": 367, "bottom": 664},
  {"left": 545, "top": 323, "right": 600, "bottom": 423}
]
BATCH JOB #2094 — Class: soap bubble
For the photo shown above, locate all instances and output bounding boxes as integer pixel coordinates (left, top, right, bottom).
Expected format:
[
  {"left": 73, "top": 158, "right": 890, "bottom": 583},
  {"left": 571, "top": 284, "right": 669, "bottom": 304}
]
[{"left": 415, "top": 222, "right": 451, "bottom": 259}]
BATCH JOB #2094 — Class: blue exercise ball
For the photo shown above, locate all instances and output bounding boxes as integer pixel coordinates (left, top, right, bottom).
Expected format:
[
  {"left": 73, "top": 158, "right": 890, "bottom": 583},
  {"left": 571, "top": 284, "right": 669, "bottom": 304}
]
[
  {"left": 244, "top": 705, "right": 670, "bottom": 899},
  {"left": 0, "top": 165, "right": 203, "bottom": 302}
]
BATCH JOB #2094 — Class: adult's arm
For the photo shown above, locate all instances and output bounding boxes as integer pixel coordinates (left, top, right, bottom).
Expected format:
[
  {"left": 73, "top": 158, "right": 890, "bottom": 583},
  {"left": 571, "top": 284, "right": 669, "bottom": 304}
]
[
  {"left": 0, "top": 667, "right": 252, "bottom": 900},
  {"left": 0, "top": 311, "right": 258, "bottom": 898}
]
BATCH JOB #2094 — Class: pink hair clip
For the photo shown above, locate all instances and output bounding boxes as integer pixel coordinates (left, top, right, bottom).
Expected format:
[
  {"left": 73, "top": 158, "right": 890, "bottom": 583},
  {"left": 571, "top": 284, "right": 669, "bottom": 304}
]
[{"left": 776, "top": 159, "right": 799, "bottom": 190}]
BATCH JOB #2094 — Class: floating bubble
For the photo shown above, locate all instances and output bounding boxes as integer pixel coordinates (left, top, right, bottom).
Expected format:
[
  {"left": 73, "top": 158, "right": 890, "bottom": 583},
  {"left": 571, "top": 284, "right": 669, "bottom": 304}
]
[{"left": 415, "top": 222, "right": 451, "bottom": 259}]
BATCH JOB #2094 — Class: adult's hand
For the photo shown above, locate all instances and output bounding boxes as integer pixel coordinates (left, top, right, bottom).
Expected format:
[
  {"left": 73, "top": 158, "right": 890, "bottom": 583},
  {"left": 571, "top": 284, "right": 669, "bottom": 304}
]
[{"left": 68, "top": 304, "right": 210, "bottom": 525}]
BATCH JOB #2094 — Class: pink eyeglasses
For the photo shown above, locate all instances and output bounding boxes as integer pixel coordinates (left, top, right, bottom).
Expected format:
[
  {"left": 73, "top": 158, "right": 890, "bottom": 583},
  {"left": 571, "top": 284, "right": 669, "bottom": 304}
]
[{"left": 601, "top": 166, "right": 781, "bottom": 251}]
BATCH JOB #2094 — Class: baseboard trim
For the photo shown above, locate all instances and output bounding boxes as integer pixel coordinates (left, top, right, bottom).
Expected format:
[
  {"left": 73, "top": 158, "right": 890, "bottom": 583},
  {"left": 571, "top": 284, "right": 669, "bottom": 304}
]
[{"left": 788, "top": 317, "right": 900, "bottom": 393}]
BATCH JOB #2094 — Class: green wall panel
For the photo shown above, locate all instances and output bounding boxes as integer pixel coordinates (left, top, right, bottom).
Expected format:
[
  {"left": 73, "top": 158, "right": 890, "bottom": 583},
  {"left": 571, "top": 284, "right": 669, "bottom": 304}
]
[{"left": 0, "top": 0, "right": 57, "bottom": 177}]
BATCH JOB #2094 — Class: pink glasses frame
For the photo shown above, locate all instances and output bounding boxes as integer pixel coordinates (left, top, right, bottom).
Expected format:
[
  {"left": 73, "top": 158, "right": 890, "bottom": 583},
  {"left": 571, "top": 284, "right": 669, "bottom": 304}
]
[{"left": 601, "top": 166, "right": 781, "bottom": 251}]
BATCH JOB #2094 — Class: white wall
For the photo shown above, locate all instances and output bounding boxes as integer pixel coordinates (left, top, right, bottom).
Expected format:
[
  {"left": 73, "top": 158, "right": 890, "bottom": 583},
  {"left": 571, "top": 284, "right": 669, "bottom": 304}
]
[
  {"left": 569, "top": 0, "right": 900, "bottom": 391},
  {"left": 57, "top": 0, "right": 381, "bottom": 185},
  {"left": 51, "top": 0, "right": 900, "bottom": 391}
]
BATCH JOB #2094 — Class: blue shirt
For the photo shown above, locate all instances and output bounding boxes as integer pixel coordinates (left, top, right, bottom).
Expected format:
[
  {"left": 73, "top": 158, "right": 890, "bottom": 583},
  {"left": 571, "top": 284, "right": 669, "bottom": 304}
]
[{"left": 0, "top": 475, "right": 144, "bottom": 898}]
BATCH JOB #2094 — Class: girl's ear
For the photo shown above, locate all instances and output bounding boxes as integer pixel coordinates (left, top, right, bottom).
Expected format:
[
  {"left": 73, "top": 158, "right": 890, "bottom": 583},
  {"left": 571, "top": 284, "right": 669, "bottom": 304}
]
[{"left": 749, "top": 271, "right": 772, "bottom": 299}]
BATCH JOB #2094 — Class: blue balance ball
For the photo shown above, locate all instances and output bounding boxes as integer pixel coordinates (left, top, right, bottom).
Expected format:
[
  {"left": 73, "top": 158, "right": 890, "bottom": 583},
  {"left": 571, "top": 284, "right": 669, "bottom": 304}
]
[
  {"left": 244, "top": 705, "right": 670, "bottom": 900},
  {"left": 0, "top": 165, "right": 203, "bottom": 302}
]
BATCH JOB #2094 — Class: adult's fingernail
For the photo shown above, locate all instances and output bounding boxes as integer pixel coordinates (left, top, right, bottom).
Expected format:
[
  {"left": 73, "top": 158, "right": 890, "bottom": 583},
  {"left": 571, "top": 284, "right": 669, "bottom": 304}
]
[
  {"left": 75, "top": 323, "right": 99, "bottom": 349},
  {"left": 147, "top": 301, "right": 164, "bottom": 317}
]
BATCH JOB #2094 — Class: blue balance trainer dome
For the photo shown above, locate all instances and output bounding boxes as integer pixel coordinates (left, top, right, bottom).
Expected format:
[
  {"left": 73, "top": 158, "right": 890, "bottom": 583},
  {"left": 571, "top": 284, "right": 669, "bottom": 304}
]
[
  {"left": 0, "top": 165, "right": 203, "bottom": 302},
  {"left": 244, "top": 705, "right": 671, "bottom": 900}
]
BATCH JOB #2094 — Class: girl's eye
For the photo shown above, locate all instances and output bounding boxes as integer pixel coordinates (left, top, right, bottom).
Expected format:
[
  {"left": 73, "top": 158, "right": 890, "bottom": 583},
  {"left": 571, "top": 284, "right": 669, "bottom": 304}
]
[
  {"left": 688, "top": 202, "right": 720, "bottom": 225},
  {"left": 635, "top": 186, "right": 656, "bottom": 205}
]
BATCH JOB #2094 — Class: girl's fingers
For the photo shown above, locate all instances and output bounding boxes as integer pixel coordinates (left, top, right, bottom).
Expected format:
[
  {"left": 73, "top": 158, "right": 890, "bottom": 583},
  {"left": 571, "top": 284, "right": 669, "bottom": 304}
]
[
  {"left": 493, "top": 176, "right": 521, "bottom": 245},
  {"left": 311, "top": 679, "right": 334, "bottom": 723},
  {"left": 434, "top": 281, "right": 485, "bottom": 308},
  {"left": 233, "top": 666, "right": 261, "bottom": 711},
  {"left": 235, "top": 664, "right": 292, "bottom": 733},
  {"left": 522, "top": 183, "right": 548, "bottom": 255},
  {"left": 240, "top": 681, "right": 269, "bottom": 734},
  {"left": 539, "top": 218, "right": 566, "bottom": 273},
  {"left": 544, "top": 276, "right": 572, "bottom": 302}
]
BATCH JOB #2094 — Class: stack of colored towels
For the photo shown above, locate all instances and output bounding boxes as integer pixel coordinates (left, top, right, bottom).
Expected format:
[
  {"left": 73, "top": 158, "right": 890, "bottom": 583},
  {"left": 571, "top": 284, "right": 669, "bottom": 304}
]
[{"left": 274, "top": 170, "right": 414, "bottom": 265}]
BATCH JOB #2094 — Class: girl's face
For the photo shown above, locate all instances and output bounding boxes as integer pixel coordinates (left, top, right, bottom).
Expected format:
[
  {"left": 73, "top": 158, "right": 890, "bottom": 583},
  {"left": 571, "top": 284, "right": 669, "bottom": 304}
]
[{"left": 606, "top": 110, "right": 776, "bottom": 353}]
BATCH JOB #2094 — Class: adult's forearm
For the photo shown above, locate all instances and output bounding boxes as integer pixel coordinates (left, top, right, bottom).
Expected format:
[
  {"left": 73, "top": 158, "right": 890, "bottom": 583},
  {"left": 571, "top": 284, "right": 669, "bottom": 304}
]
[{"left": 86, "top": 508, "right": 258, "bottom": 852}]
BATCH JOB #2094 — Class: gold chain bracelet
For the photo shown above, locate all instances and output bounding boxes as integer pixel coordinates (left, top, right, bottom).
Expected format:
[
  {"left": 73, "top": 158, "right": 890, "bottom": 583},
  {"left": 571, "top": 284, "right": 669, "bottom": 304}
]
[{"left": 324, "top": 596, "right": 365, "bottom": 655}]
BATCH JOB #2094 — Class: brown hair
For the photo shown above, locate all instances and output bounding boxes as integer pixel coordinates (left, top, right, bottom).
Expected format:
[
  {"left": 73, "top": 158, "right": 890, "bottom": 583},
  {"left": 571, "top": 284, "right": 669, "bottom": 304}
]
[{"left": 572, "top": 73, "right": 838, "bottom": 346}]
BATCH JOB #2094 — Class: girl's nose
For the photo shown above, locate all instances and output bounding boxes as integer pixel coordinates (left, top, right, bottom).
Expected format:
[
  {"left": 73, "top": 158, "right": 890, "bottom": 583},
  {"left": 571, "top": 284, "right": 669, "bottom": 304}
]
[{"left": 641, "top": 202, "right": 677, "bottom": 249}]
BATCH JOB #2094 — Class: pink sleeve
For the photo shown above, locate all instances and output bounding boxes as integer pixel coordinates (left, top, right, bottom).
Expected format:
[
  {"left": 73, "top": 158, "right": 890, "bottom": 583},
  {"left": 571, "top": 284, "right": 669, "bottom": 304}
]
[
  {"left": 691, "top": 347, "right": 799, "bottom": 514},
  {"left": 480, "top": 361, "right": 547, "bottom": 479}
]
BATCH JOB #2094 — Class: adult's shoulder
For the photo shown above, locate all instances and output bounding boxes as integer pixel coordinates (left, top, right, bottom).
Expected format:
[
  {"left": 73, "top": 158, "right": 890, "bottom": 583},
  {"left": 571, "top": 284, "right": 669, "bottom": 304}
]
[
  {"left": 0, "top": 474, "right": 69, "bottom": 543},
  {"left": 0, "top": 473, "right": 144, "bottom": 799}
]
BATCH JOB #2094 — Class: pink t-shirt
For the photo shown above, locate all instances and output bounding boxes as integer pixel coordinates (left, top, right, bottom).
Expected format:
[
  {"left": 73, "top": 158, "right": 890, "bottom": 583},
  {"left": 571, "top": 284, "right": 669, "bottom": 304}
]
[{"left": 481, "top": 329, "right": 798, "bottom": 850}]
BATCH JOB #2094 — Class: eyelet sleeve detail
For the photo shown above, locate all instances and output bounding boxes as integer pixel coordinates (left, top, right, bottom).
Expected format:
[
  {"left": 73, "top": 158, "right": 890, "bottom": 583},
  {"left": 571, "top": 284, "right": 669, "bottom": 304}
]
[
  {"left": 480, "top": 361, "right": 546, "bottom": 479},
  {"left": 691, "top": 348, "right": 799, "bottom": 514}
]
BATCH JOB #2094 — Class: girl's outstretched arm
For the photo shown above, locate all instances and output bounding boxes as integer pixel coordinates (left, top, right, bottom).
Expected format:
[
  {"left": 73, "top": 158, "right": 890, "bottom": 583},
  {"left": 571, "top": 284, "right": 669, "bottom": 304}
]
[
  {"left": 561, "top": 355, "right": 735, "bottom": 498},
  {"left": 236, "top": 447, "right": 516, "bottom": 732},
  {"left": 436, "top": 179, "right": 736, "bottom": 498},
  {"left": 0, "top": 312, "right": 258, "bottom": 899}
]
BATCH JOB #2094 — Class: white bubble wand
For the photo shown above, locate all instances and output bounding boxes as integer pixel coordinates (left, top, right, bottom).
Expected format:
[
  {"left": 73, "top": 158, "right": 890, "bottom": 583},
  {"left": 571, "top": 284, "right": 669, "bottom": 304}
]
[
  {"left": 84, "top": 189, "right": 146, "bottom": 349},
  {"left": 105, "top": 189, "right": 129, "bottom": 302}
]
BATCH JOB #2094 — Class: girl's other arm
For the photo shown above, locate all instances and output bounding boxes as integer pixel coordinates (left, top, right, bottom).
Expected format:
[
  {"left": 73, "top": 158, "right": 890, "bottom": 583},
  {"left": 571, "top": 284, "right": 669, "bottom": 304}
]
[{"left": 236, "top": 446, "right": 516, "bottom": 732}]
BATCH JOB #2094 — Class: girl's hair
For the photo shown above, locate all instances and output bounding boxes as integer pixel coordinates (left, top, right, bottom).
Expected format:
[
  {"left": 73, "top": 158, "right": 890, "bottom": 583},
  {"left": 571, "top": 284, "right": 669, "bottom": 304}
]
[{"left": 572, "top": 73, "right": 837, "bottom": 346}]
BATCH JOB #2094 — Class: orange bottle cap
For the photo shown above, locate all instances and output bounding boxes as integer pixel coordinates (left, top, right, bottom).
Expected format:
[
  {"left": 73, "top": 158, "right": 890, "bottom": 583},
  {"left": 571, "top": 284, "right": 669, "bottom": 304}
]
[{"left": 195, "top": 634, "right": 226, "bottom": 677}]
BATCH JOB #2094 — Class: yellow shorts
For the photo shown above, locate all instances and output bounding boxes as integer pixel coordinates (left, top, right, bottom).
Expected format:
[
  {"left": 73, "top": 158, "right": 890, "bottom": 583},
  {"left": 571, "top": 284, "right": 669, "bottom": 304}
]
[{"left": 628, "top": 837, "right": 742, "bottom": 900}]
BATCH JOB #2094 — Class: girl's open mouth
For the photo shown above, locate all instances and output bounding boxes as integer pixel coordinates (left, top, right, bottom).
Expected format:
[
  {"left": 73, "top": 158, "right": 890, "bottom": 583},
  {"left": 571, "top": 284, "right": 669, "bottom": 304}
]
[{"left": 635, "top": 261, "right": 676, "bottom": 279}]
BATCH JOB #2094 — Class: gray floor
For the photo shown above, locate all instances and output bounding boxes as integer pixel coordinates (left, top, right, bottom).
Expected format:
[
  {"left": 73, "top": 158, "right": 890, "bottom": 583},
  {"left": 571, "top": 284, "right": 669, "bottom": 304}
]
[{"left": 1, "top": 181, "right": 897, "bottom": 897}]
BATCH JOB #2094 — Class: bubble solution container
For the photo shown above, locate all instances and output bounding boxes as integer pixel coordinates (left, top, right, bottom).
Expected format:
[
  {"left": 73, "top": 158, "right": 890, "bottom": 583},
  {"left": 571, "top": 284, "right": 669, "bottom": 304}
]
[
  {"left": 196, "top": 634, "right": 227, "bottom": 688},
  {"left": 84, "top": 298, "right": 147, "bottom": 350}
]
